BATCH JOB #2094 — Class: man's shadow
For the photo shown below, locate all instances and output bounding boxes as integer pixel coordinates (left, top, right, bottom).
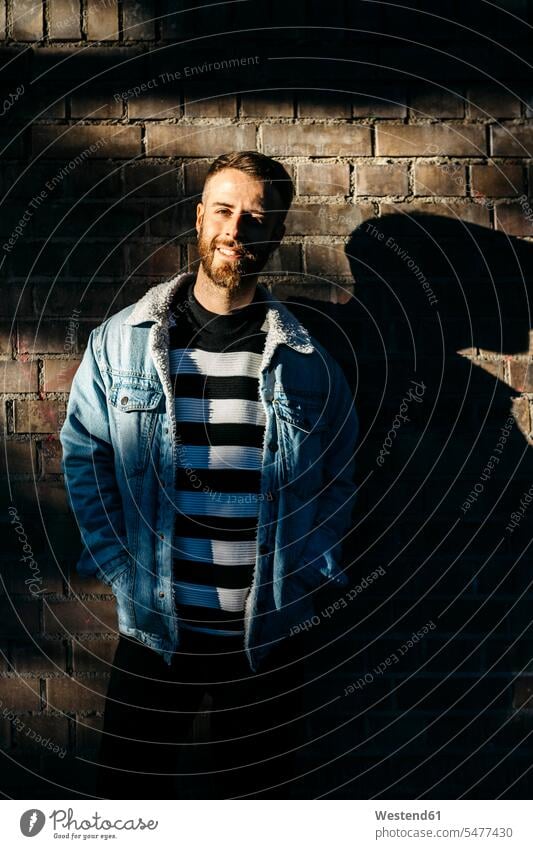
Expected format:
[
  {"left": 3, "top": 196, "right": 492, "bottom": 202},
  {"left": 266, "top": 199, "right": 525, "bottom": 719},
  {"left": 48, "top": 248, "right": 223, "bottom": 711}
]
[{"left": 286, "top": 213, "right": 533, "bottom": 798}]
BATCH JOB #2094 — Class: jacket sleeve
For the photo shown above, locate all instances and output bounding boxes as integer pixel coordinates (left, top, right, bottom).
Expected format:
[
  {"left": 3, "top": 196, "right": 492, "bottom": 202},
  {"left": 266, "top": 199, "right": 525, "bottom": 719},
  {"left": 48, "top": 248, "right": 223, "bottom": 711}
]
[
  {"left": 59, "top": 325, "right": 130, "bottom": 586},
  {"left": 298, "top": 355, "right": 359, "bottom": 591}
]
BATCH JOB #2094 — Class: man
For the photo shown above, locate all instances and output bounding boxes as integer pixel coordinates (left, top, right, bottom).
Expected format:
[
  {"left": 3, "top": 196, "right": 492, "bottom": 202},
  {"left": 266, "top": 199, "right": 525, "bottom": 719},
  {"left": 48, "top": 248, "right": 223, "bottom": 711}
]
[{"left": 60, "top": 150, "right": 358, "bottom": 799}]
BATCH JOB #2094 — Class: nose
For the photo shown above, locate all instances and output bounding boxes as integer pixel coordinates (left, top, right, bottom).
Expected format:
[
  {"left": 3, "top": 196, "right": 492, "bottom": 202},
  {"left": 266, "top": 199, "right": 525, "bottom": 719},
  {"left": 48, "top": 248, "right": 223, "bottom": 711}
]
[{"left": 225, "top": 212, "right": 245, "bottom": 242}]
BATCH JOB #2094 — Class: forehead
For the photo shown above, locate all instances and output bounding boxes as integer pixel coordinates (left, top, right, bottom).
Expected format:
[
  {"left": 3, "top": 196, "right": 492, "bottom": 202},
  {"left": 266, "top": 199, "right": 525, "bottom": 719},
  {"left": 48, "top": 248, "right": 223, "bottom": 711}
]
[{"left": 204, "top": 168, "right": 278, "bottom": 210}]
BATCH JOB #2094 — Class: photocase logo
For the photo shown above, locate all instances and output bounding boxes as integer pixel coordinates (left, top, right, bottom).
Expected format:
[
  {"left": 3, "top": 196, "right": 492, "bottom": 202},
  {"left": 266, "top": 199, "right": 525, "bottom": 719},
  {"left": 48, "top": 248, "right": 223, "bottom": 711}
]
[{"left": 20, "top": 809, "right": 46, "bottom": 837}]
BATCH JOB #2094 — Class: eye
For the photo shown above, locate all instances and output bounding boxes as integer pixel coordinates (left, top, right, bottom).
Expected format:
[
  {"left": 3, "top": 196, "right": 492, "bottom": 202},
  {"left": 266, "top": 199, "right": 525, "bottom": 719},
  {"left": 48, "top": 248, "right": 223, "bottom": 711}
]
[{"left": 216, "top": 208, "right": 230, "bottom": 215}]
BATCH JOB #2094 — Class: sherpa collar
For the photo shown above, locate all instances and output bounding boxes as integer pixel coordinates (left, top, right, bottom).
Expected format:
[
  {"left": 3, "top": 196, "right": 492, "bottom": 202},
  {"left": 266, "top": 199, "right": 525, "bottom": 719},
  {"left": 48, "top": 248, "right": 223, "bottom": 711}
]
[{"left": 123, "top": 270, "right": 315, "bottom": 357}]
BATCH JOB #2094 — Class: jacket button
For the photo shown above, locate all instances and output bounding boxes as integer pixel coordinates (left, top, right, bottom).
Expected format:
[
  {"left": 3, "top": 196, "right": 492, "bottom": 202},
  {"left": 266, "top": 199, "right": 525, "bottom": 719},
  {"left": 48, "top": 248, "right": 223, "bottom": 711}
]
[
  {"left": 159, "top": 533, "right": 165, "bottom": 540},
  {"left": 120, "top": 396, "right": 129, "bottom": 405},
  {"left": 159, "top": 591, "right": 165, "bottom": 598},
  {"left": 259, "top": 543, "right": 269, "bottom": 555}
]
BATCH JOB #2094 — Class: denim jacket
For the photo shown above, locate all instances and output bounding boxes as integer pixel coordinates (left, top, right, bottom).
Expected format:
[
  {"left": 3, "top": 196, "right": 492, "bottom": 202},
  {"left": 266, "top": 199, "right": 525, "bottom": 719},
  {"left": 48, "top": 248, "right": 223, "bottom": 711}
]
[{"left": 59, "top": 271, "right": 359, "bottom": 671}]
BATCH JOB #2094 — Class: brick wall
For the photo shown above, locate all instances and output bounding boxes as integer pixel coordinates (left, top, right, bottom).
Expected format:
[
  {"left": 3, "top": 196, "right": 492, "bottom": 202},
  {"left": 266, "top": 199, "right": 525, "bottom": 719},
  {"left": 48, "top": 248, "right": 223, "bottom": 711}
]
[{"left": 0, "top": 0, "right": 532, "bottom": 798}]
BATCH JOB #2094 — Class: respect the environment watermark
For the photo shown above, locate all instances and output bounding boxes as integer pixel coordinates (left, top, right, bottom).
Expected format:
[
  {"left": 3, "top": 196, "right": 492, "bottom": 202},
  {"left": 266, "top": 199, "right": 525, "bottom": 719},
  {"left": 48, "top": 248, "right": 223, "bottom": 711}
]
[{"left": 114, "top": 55, "right": 261, "bottom": 102}]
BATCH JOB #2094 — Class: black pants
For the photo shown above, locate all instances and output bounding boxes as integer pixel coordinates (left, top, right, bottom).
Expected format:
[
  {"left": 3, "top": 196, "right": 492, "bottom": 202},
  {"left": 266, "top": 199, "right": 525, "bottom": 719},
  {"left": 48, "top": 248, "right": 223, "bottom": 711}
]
[{"left": 96, "top": 632, "right": 307, "bottom": 799}]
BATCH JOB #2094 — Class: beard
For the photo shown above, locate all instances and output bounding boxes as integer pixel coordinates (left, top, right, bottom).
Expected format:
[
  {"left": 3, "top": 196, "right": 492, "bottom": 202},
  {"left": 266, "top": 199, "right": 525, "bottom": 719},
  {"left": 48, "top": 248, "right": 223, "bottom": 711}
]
[{"left": 197, "top": 224, "right": 273, "bottom": 292}]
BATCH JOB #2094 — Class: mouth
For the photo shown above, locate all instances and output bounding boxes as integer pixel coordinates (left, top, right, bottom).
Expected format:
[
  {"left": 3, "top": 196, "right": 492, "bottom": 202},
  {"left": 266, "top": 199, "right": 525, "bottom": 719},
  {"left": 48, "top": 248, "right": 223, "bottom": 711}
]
[{"left": 216, "top": 246, "right": 245, "bottom": 261}]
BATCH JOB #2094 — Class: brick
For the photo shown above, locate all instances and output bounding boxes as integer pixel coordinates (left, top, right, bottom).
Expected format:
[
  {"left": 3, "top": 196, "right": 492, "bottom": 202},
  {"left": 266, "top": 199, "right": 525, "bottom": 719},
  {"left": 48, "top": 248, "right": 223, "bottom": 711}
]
[
  {"left": 1, "top": 557, "right": 63, "bottom": 598},
  {"left": 0, "top": 283, "right": 33, "bottom": 319},
  {"left": 261, "top": 244, "right": 301, "bottom": 274},
  {"left": 509, "top": 359, "right": 533, "bottom": 393},
  {"left": 32, "top": 125, "right": 141, "bottom": 159},
  {"left": 494, "top": 203, "right": 533, "bottom": 237},
  {"left": 42, "top": 359, "right": 80, "bottom": 392},
  {"left": 352, "top": 85, "right": 407, "bottom": 119},
  {"left": 123, "top": 0, "right": 156, "bottom": 40},
  {"left": 70, "top": 93, "right": 122, "bottom": 119},
  {"left": 17, "top": 321, "right": 75, "bottom": 354},
  {"left": 376, "top": 124, "right": 485, "bottom": 157},
  {"left": 513, "top": 676, "right": 533, "bottom": 709},
  {"left": 0, "top": 127, "right": 24, "bottom": 158},
  {"left": 0, "top": 361, "right": 38, "bottom": 392},
  {"left": 271, "top": 280, "right": 333, "bottom": 302},
  {"left": 511, "top": 396, "right": 530, "bottom": 436},
  {"left": 0, "top": 718, "right": 11, "bottom": 747},
  {"left": 183, "top": 160, "right": 210, "bottom": 197},
  {"left": 0, "top": 322, "right": 15, "bottom": 355},
  {"left": 67, "top": 244, "right": 125, "bottom": 280},
  {"left": 471, "top": 164, "right": 524, "bottom": 197},
  {"left": 86, "top": 0, "right": 118, "bottom": 40},
  {"left": 76, "top": 715, "right": 103, "bottom": 754},
  {"left": 263, "top": 124, "right": 371, "bottom": 157},
  {"left": 185, "top": 90, "right": 237, "bottom": 118},
  {"left": 123, "top": 162, "right": 179, "bottom": 197},
  {"left": 467, "top": 85, "right": 521, "bottom": 119},
  {"left": 126, "top": 243, "right": 182, "bottom": 276},
  {"left": 379, "top": 200, "right": 491, "bottom": 227},
  {"left": 297, "top": 162, "right": 350, "bottom": 196},
  {"left": 60, "top": 160, "right": 122, "bottom": 199},
  {"left": 49, "top": 0, "right": 81, "bottom": 40},
  {"left": 129, "top": 92, "right": 182, "bottom": 120},
  {"left": 0, "top": 400, "right": 7, "bottom": 434},
  {"left": 305, "top": 243, "right": 351, "bottom": 277},
  {"left": 37, "top": 437, "right": 62, "bottom": 474},
  {"left": 409, "top": 86, "right": 464, "bottom": 119},
  {"left": 10, "top": 639, "right": 67, "bottom": 674},
  {"left": 73, "top": 638, "right": 118, "bottom": 673},
  {"left": 44, "top": 599, "right": 118, "bottom": 635},
  {"left": 13, "top": 400, "right": 65, "bottom": 433},
  {"left": 491, "top": 126, "right": 533, "bottom": 156},
  {"left": 356, "top": 164, "right": 408, "bottom": 196},
  {"left": 297, "top": 93, "right": 351, "bottom": 118},
  {"left": 46, "top": 675, "right": 108, "bottom": 712},
  {"left": 0, "top": 601, "right": 40, "bottom": 639},
  {"left": 413, "top": 163, "right": 466, "bottom": 196},
  {"left": 147, "top": 197, "right": 196, "bottom": 237},
  {"left": 18, "top": 93, "right": 65, "bottom": 120},
  {"left": 0, "top": 677, "right": 41, "bottom": 711},
  {"left": 12, "top": 715, "right": 69, "bottom": 755},
  {"left": 0, "top": 440, "right": 36, "bottom": 475},
  {"left": 12, "top": 0, "right": 43, "bottom": 39},
  {"left": 285, "top": 202, "right": 374, "bottom": 235},
  {"left": 67, "top": 570, "right": 110, "bottom": 596},
  {"left": 241, "top": 94, "right": 293, "bottom": 117},
  {"left": 146, "top": 124, "right": 256, "bottom": 157}
]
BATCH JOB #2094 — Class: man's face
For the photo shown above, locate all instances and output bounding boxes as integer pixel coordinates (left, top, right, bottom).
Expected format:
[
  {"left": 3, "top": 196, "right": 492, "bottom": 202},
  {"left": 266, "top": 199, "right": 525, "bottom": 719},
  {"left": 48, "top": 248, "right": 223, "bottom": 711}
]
[{"left": 195, "top": 168, "right": 286, "bottom": 291}]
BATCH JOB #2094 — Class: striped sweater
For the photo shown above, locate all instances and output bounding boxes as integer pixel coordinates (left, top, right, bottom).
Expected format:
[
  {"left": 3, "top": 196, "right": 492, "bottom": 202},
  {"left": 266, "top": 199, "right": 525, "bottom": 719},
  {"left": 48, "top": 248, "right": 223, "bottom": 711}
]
[{"left": 168, "top": 278, "right": 268, "bottom": 648}]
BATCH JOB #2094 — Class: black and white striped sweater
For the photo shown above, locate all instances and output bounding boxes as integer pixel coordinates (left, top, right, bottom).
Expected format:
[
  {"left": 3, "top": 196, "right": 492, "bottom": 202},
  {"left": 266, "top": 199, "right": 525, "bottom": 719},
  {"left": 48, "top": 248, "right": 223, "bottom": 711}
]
[{"left": 168, "top": 278, "right": 268, "bottom": 648}]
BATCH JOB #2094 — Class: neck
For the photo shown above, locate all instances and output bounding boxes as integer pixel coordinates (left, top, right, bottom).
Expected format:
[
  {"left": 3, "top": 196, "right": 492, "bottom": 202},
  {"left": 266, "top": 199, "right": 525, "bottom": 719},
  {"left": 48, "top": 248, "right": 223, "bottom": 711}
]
[{"left": 193, "top": 266, "right": 258, "bottom": 315}]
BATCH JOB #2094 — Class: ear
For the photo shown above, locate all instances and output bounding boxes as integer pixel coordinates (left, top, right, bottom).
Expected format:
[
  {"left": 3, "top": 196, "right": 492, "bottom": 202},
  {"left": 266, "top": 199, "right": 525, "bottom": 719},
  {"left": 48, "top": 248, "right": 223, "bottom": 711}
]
[{"left": 196, "top": 202, "right": 204, "bottom": 235}]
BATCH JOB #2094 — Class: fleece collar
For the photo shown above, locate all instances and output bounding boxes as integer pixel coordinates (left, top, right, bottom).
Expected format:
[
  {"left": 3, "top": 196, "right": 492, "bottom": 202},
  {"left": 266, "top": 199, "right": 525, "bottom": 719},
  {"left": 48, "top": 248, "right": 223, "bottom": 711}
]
[{"left": 124, "top": 270, "right": 315, "bottom": 360}]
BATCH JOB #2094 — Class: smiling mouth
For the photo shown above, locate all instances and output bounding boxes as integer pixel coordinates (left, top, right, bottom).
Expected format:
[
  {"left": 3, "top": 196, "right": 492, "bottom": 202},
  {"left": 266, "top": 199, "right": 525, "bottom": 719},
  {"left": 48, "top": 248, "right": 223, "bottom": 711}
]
[{"left": 216, "top": 246, "right": 245, "bottom": 260}]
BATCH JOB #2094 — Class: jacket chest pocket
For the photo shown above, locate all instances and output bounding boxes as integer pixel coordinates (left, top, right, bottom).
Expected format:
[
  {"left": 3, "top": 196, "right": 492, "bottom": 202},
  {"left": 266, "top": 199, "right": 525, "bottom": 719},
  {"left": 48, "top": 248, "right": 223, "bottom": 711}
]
[
  {"left": 273, "top": 393, "right": 328, "bottom": 502},
  {"left": 108, "top": 378, "right": 164, "bottom": 478}
]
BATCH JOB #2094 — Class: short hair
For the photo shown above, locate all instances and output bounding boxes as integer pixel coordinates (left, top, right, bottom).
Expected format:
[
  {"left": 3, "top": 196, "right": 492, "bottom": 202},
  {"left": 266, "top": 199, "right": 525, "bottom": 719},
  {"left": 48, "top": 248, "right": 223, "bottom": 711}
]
[{"left": 202, "top": 150, "right": 294, "bottom": 222}]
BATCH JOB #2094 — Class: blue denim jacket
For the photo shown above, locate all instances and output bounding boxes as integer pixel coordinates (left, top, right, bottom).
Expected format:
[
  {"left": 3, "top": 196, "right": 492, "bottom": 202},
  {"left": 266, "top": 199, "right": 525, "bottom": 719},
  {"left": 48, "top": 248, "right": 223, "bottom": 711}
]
[{"left": 59, "top": 272, "right": 358, "bottom": 671}]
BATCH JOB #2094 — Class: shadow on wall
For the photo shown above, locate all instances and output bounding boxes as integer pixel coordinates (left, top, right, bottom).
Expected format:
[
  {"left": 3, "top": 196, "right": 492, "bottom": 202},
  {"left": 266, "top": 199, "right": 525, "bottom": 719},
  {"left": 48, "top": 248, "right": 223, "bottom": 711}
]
[{"left": 285, "top": 213, "right": 533, "bottom": 798}]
